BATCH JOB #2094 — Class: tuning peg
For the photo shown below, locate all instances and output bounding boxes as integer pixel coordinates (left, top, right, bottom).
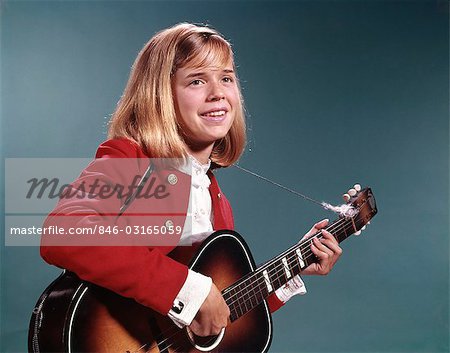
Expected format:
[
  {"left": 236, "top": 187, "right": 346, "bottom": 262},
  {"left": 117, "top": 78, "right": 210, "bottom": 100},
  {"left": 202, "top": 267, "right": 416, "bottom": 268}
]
[
  {"left": 348, "top": 188, "right": 357, "bottom": 197},
  {"left": 354, "top": 184, "right": 361, "bottom": 192},
  {"left": 354, "top": 230, "right": 362, "bottom": 236},
  {"left": 343, "top": 193, "right": 351, "bottom": 202},
  {"left": 361, "top": 225, "right": 366, "bottom": 231}
]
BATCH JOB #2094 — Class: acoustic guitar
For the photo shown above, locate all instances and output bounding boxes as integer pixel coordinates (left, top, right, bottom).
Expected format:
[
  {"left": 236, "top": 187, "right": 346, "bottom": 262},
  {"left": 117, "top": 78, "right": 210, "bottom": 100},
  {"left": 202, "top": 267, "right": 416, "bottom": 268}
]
[{"left": 29, "top": 188, "right": 377, "bottom": 353}]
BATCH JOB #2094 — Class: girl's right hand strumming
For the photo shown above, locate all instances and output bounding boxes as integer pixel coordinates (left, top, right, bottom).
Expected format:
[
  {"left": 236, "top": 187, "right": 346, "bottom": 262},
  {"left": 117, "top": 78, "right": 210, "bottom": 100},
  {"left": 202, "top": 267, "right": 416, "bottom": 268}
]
[{"left": 189, "top": 283, "right": 230, "bottom": 337}]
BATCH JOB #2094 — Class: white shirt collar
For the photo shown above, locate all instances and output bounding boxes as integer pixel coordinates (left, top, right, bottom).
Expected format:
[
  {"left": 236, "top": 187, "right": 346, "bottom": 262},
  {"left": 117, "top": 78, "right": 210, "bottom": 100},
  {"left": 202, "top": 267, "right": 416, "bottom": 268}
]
[
  {"left": 177, "top": 155, "right": 211, "bottom": 189},
  {"left": 188, "top": 154, "right": 211, "bottom": 174},
  {"left": 189, "top": 155, "right": 211, "bottom": 189}
]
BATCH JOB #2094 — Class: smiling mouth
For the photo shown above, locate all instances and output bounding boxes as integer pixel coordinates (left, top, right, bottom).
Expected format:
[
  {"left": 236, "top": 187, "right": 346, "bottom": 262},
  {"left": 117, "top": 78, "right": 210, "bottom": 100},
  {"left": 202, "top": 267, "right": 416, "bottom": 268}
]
[{"left": 200, "top": 110, "right": 227, "bottom": 121}]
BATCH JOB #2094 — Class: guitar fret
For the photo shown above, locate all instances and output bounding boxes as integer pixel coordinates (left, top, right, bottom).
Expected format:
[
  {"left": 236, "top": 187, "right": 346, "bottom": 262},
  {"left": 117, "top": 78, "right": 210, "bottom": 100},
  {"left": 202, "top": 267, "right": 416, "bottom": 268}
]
[
  {"left": 283, "top": 249, "right": 301, "bottom": 282},
  {"left": 237, "top": 283, "right": 246, "bottom": 315},
  {"left": 276, "top": 262, "right": 285, "bottom": 288},
  {"left": 303, "top": 244, "right": 316, "bottom": 268},
  {"left": 226, "top": 284, "right": 241, "bottom": 320},
  {"left": 244, "top": 286, "right": 256, "bottom": 313},
  {"left": 225, "top": 274, "right": 271, "bottom": 321},
  {"left": 230, "top": 307, "right": 238, "bottom": 322},
  {"left": 235, "top": 287, "right": 244, "bottom": 318},
  {"left": 242, "top": 288, "right": 250, "bottom": 312},
  {"left": 248, "top": 280, "right": 259, "bottom": 309},
  {"left": 274, "top": 261, "right": 286, "bottom": 288},
  {"left": 287, "top": 251, "right": 300, "bottom": 276},
  {"left": 254, "top": 281, "right": 264, "bottom": 306},
  {"left": 340, "top": 221, "right": 349, "bottom": 242},
  {"left": 236, "top": 303, "right": 243, "bottom": 318}
]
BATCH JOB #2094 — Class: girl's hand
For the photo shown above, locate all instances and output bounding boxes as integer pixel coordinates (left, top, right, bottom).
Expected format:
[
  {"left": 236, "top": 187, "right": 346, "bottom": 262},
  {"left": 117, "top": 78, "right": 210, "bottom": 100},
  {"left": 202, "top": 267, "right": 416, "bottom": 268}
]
[
  {"left": 189, "top": 283, "right": 230, "bottom": 337},
  {"left": 300, "top": 219, "right": 342, "bottom": 276},
  {"left": 299, "top": 183, "right": 366, "bottom": 275}
]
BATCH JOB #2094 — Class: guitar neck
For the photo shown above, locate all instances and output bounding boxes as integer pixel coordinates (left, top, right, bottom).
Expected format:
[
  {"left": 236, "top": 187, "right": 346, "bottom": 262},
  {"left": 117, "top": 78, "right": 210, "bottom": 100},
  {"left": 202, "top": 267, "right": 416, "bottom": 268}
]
[{"left": 222, "top": 216, "right": 361, "bottom": 322}]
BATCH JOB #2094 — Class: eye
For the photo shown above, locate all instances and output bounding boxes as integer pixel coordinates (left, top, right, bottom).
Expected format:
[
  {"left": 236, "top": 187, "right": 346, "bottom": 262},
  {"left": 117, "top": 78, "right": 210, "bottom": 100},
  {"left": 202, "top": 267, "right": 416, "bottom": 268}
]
[
  {"left": 189, "top": 79, "right": 203, "bottom": 86},
  {"left": 222, "top": 76, "right": 234, "bottom": 83}
]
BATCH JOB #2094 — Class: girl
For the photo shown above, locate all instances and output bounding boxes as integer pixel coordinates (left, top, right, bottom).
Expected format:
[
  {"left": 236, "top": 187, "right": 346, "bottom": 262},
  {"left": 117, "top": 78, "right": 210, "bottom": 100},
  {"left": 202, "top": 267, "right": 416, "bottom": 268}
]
[{"left": 41, "top": 22, "right": 342, "bottom": 340}]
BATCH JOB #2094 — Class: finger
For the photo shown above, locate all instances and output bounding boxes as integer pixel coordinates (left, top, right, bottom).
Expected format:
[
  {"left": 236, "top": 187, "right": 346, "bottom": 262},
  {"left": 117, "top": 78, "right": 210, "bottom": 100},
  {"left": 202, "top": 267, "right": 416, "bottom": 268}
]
[
  {"left": 302, "top": 219, "right": 329, "bottom": 240},
  {"left": 320, "top": 232, "right": 343, "bottom": 258},
  {"left": 321, "top": 230, "right": 337, "bottom": 242},
  {"left": 310, "top": 240, "right": 328, "bottom": 259},
  {"left": 310, "top": 240, "right": 333, "bottom": 274},
  {"left": 318, "top": 235, "right": 339, "bottom": 251},
  {"left": 190, "top": 322, "right": 208, "bottom": 337},
  {"left": 320, "top": 231, "right": 341, "bottom": 249},
  {"left": 312, "top": 237, "right": 334, "bottom": 257},
  {"left": 313, "top": 218, "right": 329, "bottom": 230}
]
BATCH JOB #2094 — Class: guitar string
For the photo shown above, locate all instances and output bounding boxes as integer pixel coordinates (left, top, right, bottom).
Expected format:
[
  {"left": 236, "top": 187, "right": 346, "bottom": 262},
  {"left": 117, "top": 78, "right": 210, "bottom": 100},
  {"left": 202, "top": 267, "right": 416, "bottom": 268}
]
[
  {"left": 168, "top": 328, "right": 226, "bottom": 353},
  {"left": 225, "top": 224, "right": 353, "bottom": 313},
  {"left": 223, "top": 220, "right": 350, "bottom": 306},
  {"left": 164, "top": 332, "right": 221, "bottom": 353},
  {"left": 221, "top": 216, "right": 356, "bottom": 310},
  {"left": 140, "top": 215, "right": 359, "bottom": 353},
  {"left": 142, "top": 323, "right": 222, "bottom": 353},
  {"left": 225, "top": 211, "right": 365, "bottom": 312},
  {"left": 227, "top": 219, "right": 358, "bottom": 311},
  {"left": 224, "top": 234, "right": 346, "bottom": 320},
  {"left": 133, "top": 342, "right": 150, "bottom": 353},
  {"left": 225, "top": 212, "right": 365, "bottom": 317},
  {"left": 222, "top": 212, "right": 357, "bottom": 300}
]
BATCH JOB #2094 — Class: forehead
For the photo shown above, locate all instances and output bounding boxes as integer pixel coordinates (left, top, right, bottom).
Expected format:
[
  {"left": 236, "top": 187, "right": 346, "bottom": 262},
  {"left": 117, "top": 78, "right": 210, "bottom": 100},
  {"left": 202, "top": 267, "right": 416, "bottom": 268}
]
[
  {"left": 174, "top": 66, "right": 234, "bottom": 82},
  {"left": 178, "top": 38, "right": 234, "bottom": 71},
  {"left": 180, "top": 59, "right": 234, "bottom": 73}
]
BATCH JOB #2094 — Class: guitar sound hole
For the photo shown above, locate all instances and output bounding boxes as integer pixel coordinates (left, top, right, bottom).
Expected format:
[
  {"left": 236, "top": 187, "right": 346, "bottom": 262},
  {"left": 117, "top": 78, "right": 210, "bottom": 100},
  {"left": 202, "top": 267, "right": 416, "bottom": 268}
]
[
  {"left": 186, "top": 327, "right": 225, "bottom": 351},
  {"left": 193, "top": 334, "right": 219, "bottom": 346}
]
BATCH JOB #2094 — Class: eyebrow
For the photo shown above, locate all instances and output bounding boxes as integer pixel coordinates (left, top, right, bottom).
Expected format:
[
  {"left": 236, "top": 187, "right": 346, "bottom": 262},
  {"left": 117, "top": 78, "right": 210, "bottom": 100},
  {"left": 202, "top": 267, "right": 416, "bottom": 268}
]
[{"left": 184, "top": 69, "right": 235, "bottom": 79}]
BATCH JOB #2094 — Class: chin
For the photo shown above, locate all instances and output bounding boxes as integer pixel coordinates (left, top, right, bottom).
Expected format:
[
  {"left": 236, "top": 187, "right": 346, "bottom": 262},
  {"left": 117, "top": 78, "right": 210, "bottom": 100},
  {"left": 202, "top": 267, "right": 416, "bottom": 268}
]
[{"left": 202, "top": 126, "right": 230, "bottom": 140}]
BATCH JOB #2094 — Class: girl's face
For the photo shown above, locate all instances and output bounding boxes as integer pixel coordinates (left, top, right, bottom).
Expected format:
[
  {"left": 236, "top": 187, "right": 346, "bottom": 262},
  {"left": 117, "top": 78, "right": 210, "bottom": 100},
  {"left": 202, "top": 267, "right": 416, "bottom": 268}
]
[{"left": 172, "top": 60, "right": 239, "bottom": 152}]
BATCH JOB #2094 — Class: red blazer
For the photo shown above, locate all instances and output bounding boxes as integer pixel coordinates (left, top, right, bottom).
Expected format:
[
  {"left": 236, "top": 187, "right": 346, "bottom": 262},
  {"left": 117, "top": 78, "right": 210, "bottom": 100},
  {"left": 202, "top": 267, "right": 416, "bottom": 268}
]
[{"left": 41, "top": 138, "right": 283, "bottom": 315}]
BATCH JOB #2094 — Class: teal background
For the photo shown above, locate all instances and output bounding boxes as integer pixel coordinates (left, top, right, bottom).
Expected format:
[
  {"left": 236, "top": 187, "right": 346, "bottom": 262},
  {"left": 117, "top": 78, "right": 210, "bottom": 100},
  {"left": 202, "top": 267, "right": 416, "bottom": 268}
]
[{"left": 1, "top": 1, "right": 448, "bottom": 352}]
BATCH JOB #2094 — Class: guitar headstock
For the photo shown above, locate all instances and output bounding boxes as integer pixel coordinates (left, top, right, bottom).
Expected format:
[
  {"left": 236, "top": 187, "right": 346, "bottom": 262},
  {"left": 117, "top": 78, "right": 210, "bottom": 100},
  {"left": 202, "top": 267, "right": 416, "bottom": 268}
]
[{"left": 347, "top": 187, "right": 378, "bottom": 232}]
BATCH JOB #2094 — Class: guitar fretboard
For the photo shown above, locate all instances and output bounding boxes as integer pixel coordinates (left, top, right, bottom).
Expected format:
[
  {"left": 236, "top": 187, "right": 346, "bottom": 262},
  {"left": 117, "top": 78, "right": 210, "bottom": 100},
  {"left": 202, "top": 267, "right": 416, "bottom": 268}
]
[{"left": 222, "top": 214, "right": 365, "bottom": 322}]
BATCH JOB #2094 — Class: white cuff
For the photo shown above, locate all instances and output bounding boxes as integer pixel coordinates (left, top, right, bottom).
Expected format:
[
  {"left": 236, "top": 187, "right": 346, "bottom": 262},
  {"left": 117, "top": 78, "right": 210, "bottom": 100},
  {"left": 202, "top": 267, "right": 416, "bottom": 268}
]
[
  {"left": 275, "top": 275, "right": 307, "bottom": 303},
  {"left": 168, "top": 269, "right": 212, "bottom": 327}
]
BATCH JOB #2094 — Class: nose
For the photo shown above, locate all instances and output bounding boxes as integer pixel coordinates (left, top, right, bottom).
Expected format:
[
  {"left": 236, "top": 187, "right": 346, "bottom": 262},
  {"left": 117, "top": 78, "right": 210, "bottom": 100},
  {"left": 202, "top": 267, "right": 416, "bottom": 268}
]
[{"left": 207, "top": 82, "right": 225, "bottom": 102}]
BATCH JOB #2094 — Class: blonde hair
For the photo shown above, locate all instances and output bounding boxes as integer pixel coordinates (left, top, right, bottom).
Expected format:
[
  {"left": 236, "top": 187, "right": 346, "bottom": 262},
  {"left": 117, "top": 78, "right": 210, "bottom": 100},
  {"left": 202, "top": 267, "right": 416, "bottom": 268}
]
[{"left": 108, "top": 23, "right": 246, "bottom": 167}]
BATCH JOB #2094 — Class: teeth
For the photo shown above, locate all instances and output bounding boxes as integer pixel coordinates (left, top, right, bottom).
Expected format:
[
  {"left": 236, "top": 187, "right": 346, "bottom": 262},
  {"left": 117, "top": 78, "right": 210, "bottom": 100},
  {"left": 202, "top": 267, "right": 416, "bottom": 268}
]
[{"left": 203, "top": 110, "right": 225, "bottom": 117}]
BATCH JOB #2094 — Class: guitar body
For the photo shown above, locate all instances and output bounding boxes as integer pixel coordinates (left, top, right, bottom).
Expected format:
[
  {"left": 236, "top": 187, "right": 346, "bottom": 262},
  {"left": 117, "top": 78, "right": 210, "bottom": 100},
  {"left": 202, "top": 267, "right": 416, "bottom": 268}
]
[{"left": 29, "top": 230, "right": 273, "bottom": 353}]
